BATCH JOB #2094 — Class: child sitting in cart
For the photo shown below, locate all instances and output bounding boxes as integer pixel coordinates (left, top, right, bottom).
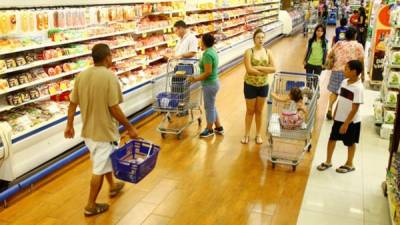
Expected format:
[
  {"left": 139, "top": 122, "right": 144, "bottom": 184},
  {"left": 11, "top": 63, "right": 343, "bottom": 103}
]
[{"left": 271, "top": 87, "right": 308, "bottom": 129}]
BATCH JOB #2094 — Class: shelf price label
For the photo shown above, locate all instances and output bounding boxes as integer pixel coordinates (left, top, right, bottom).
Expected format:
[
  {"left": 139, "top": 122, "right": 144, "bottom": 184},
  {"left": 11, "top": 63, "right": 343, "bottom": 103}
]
[
  {"left": 142, "top": 33, "right": 147, "bottom": 38},
  {"left": 141, "top": 49, "right": 145, "bottom": 55}
]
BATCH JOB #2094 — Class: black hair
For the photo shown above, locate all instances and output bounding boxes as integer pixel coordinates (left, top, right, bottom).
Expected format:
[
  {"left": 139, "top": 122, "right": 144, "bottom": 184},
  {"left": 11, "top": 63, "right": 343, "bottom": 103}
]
[
  {"left": 347, "top": 60, "right": 363, "bottom": 75},
  {"left": 174, "top": 20, "right": 187, "bottom": 28},
  {"left": 310, "top": 24, "right": 327, "bottom": 48},
  {"left": 340, "top": 17, "right": 347, "bottom": 26},
  {"left": 290, "top": 87, "right": 303, "bottom": 103},
  {"left": 345, "top": 26, "right": 357, "bottom": 40},
  {"left": 92, "top": 43, "right": 111, "bottom": 64},
  {"left": 359, "top": 7, "right": 366, "bottom": 19},
  {"left": 202, "top": 33, "right": 215, "bottom": 48},
  {"left": 253, "top": 28, "right": 264, "bottom": 41}
]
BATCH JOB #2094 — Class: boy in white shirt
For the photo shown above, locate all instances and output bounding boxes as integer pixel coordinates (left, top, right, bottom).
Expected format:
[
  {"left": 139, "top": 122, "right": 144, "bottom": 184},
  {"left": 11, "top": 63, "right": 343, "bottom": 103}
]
[{"left": 317, "top": 60, "right": 364, "bottom": 173}]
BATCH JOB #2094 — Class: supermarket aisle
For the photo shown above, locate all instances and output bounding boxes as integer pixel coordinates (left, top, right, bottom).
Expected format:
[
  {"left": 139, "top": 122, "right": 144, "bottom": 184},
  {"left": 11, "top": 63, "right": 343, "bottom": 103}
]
[
  {"left": 297, "top": 89, "right": 391, "bottom": 225},
  {"left": 0, "top": 34, "right": 329, "bottom": 225}
]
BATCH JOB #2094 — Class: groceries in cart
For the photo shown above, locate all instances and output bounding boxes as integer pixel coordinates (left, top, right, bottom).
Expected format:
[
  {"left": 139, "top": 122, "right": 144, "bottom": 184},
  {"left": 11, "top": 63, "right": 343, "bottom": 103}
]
[
  {"left": 271, "top": 87, "right": 308, "bottom": 130},
  {"left": 110, "top": 139, "right": 160, "bottom": 184}
]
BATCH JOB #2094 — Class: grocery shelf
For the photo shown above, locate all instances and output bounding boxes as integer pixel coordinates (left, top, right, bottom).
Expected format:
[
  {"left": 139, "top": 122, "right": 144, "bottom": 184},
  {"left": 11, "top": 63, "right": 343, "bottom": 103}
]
[
  {"left": 388, "top": 63, "right": 400, "bottom": 69},
  {"left": 148, "top": 56, "right": 164, "bottom": 64},
  {"left": 222, "top": 21, "right": 246, "bottom": 30},
  {"left": 254, "top": 1, "right": 281, "bottom": 5},
  {"left": 0, "top": 52, "right": 90, "bottom": 76},
  {"left": 247, "top": 14, "right": 279, "bottom": 23},
  {"left": 138, "top": 39, "right": 177, "bottom": 50},
  {"left": 0, "top": 88, "right": 72, "bottom": 113},
  {"left": 112, "top": 54, "right": 138, "bottom": 62},
  {"left": 0, "top": 69, "right": 84, "bottom": 96},
  {"left": 186, "top": 17, "right": 222, "bottom": 25},
  {"left": 115, "top": 65, "right": 143, "bottom": 75},
  {"left": 0, "top": 29, "right": 136, "bottom": 56},
  {"left": 136, "top": 26, "right": 172, "bottom": 35},
  {"left": 145, "top": 10, "right": 183, "bottom": 15}
]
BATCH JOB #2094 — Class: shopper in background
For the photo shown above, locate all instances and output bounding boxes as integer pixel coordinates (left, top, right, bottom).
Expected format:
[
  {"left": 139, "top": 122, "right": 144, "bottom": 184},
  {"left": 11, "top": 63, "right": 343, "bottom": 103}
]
[
  {"left": 349, "top": 10, "right": 360, "bottom": 27},
  {"left": 317, "top": 60, "right": 364, "bottom": 173},
  {"left": 242, "top": 29, "right": 276, "bottom": 144},
  {"left": 304, "top": 6, "right": 311, "bottom": 37},
  {"left": 64, "top": 44, "right": 139, "bottom": 216},
  {"left": 334, "top": 18, "right": 349, "bottom": 44},
  {"left": 326, "top": 27, "right": 364, "bottom": 120},
  {"left": 304, "top": 24, "right": 328, "bottom": 76},
  {"left": 171, "top": 20, "right": 198, "bottom": 59},
  {"left": 187, "top": 34, "right": 223, "bottom": 138},
  {"left": 357, "top": 7, "right": 367, "bottom": 47},
  {"left": 321, "top": 5, "right": 329, "bottom": 26}
]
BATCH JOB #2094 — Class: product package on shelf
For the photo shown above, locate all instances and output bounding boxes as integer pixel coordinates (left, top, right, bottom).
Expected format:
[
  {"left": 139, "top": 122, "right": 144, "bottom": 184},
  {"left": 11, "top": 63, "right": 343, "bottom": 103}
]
[{"left": 387, "top": 152, "right": 400, "bottom": 224}]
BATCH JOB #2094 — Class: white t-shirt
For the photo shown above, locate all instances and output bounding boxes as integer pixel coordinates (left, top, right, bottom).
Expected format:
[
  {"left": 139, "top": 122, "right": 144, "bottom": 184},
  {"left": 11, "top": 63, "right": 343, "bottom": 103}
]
[
  {"left": 334, "top": 79, "right": 364, "bottom": 123},
  {"left": 175, "top": 31, "right": 198, "bottom": 57}
]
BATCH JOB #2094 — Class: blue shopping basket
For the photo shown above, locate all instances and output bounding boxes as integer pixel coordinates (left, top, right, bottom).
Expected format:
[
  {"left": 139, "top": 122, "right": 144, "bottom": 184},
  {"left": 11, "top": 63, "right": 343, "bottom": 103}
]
[{"left": 110, "top": 140, "right": 160, "bottom": 183}]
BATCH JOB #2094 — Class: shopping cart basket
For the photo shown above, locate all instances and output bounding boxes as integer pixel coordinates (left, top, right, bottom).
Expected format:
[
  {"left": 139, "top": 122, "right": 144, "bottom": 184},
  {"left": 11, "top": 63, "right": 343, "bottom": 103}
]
[
  {"left": 267, "top": 71, "right": 319, "bottom": 171},
  {"left": 152, "top": 58, "right": 202, "bottom": 139},
  {"left": 111, "top": 139, "right": 160, "bottom": 183}
]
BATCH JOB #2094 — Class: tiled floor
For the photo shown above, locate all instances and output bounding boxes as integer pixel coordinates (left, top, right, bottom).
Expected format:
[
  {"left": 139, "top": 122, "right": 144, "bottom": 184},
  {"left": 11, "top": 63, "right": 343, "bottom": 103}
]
[{"left": 297, "top": 82, "right": 391, "bottom": 225}]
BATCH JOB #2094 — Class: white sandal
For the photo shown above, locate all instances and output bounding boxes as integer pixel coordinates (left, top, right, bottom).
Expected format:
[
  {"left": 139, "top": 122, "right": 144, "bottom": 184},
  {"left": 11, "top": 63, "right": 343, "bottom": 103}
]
[
  {"left": 241, "top": 136, "right": 249, "bottom": 144},
  {"left": 255, "top": 136, "right": 263, "bottom": 145}
]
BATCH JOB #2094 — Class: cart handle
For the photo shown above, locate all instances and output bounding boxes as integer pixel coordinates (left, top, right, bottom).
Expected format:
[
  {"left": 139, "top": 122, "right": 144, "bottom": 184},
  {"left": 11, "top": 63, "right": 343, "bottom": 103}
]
[
  {"left": 277, "top": 71, "right": 316, "bottom": 76},
  {"left": 168, "top": 58, "right": 200, "bottom": 63}
]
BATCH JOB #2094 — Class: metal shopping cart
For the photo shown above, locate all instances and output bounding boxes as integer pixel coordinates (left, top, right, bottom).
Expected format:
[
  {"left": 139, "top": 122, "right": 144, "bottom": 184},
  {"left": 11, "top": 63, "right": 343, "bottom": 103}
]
[
  {"left": 152, "top": 58, "right": 202, "bottom": 139},
  {"left": 267, "top": 72, "right": 319, "bottom": 171}
]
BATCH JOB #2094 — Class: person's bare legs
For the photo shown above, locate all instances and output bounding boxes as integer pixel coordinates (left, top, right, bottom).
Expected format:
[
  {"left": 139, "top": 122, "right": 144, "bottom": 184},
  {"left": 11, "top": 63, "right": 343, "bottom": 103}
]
[
  {"left": 325, "top": 139, "right": 337, "bottom": 165},
  {"left": 243, "top": 99, "right": 256, "bottom": 143},
  {"left": 255, "top": 97, "right": 266, "bottom": 143},
  {"left": 345, "top": 144, "right": 356, "bottom": 167},
  {"left": 86, "top": 174, "right": 104, "bottom": 209}
]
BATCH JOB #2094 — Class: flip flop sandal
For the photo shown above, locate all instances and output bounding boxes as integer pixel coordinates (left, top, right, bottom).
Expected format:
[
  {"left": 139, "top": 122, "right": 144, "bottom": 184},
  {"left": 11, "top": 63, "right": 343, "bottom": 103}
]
[
  {"left": 336, "top": 165, "right": 355, "bottom": 173},
  {"left": 110, "top": 182, "right": 125, "bottom": 198},
  {"left": 84, "top": 203, "right": 109, "bottom": 217},
  {"left": 255, "top": 136, "right": 263, "bottom": 145},
  {"left": 326, "top": 110, "right": 333, "bottom": 120},
  {"left": 241, "top": 136, "right": 249, "bottom": 144},
  {"left": 317, "top": 162, "right": 332, "bottom": 171}
]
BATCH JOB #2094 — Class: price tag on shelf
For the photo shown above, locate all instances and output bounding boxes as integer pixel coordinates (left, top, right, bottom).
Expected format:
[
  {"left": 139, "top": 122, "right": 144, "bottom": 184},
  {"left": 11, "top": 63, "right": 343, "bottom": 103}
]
[
  {"left": 142, "top": 33, "right": 147, "bottom": 38},
  {"left": 163, "top": 28, "right": 167, "bottom": 33},
  {"left": 155, "top": 46, "right": 159, "bottom": 51},
  {"left": 141, "top": 49, "right": 145, "bottom": 55}
]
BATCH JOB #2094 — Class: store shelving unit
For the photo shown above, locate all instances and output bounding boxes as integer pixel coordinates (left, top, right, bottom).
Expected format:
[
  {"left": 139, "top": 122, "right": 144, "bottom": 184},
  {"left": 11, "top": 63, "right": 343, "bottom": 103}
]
[{"left": 0, "top": 0, "right": 283, "bottom": 189}]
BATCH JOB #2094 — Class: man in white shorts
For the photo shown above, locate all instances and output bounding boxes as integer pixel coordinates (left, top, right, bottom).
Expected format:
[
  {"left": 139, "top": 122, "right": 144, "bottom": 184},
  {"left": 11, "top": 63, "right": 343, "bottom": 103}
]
[{"left": 65, "top": 43, "right": 139, "bottom": 216}]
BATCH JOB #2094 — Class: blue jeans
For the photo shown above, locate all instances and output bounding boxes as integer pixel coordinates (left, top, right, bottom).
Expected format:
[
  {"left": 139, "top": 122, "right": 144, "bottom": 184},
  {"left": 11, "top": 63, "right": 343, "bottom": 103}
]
[{"left": 202, "top": 81, "right": 220, "bottom": 124}]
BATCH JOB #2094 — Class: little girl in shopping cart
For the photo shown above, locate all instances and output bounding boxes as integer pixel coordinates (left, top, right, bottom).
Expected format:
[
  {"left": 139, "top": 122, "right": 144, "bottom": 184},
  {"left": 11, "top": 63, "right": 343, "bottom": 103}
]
[{"left": 271, "top": 87, "right": 308, "bottom": 129}]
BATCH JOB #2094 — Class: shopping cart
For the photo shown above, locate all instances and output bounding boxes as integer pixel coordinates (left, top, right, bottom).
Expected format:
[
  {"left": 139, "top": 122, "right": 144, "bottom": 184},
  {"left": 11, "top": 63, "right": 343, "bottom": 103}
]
[
  {"left": 267, "top": 71, "right": 319, "bottom": 171},
  {"left": 152, "top": 58, "right": 202, "bottom": 139}
]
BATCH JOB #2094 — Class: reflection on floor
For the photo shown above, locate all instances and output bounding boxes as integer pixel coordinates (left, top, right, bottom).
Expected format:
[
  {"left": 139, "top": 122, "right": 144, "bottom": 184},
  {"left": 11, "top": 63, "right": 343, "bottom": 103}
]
[{"left": 297, "top": 86, "right": 391, "bottom": 225}]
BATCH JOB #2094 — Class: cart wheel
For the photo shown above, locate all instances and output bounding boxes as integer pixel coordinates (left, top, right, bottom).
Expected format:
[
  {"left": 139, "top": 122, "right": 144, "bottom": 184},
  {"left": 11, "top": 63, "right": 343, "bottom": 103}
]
[
  {"left": 292, "top": 165, "right": 297, "bottom": 172},
  {"left": 198, "top": 118, "right": 202, "bottom": 126},
  {"left": 161, "top": 133, "right": 166, "bottom": 139},
  {"left": 307, "top": 144, "right": 312, "bottom": 152},
  {"left": 272, "top": 163, "right": 276, "bottom": 169}
]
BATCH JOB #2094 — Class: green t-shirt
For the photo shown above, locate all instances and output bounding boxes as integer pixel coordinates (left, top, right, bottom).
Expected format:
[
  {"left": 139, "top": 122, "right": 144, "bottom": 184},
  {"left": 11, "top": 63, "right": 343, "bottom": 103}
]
[
  {"left": 307, "top": 40, "right": 323, "bottom": 66},
  {"left": 200, "top": 47, "right": 219, "bottom": 85}
]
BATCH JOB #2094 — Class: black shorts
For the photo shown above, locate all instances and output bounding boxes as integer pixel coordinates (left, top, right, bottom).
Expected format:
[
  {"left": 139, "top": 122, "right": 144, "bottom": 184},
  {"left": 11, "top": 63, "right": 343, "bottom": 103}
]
[
  {"left": 244, "top": 83, "right": 269, "bottom": 99},
  {"left": 329, "top": 121, "right": 361, "bottom": 147}
]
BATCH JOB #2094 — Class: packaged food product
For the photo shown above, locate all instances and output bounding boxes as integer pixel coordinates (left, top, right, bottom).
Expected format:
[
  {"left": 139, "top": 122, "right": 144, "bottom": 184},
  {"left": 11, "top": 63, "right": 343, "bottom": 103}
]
[
  {"left": 384, "top": 110, "right": 396, "bottom": 124},
  {"left": 25, "top": 72, "right": 33, "bottom": 82},
  {"left": 16, "top": 56, "right": 27, "bottom": 66},
  {"left": 7, "top": 77, "right": 19, "bottom": 87},
  {"left": 0, "top": 60, "right": 6, "bottom": 72},
  {"left": 55, "top": 65, "right": 63, "bottom": 74},
  {"left": 29, "top": 88, "right": 41, "bottom": 99},
  {"left": 31, "top": 68, "right": 48, "bottom": 79},
  {"left": 388, "top": 71, "right": 400, "bottom": 87},
  {"left": 5, "top": 58, "right": 17, "bottom": 69},
  {"left": 386, "top": 91, "right": 398, "bottom": 106},
  {"left": 38, "top": 85, "right": 50, "bottom": 96},
  {"left": 25, "top": 53, "right": 36, "bottom": 64},
  {"left": 21, "top": 91, "right": 31, "bottom": 102},
  {"left": 17, "top": 73, "right": 29, "bottom": 84},
  {"left": 47, "top": 67, "right": 56, "bottom": 76},
  {"left": 0, "top": 79, "right": 9, "bottom": 90}
]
